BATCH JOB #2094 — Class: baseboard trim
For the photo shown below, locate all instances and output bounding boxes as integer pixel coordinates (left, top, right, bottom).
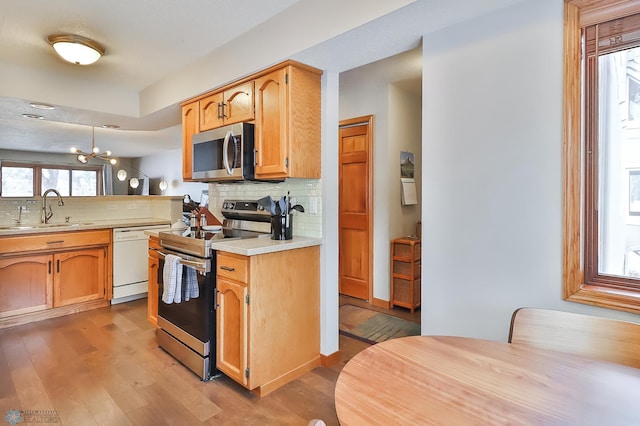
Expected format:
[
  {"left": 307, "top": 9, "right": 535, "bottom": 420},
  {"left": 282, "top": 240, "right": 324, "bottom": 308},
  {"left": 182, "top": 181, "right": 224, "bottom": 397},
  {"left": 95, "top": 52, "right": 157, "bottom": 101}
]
[
  {"left": 253, "top": 357, "right": 321, "bottom": 397},
  {"left": 320, "top": 350, "right": 341, "bottom": 367},
  {"left": 0, "top": 299, "right": 110, "bottom": 330},
  {"left": 371, "top": 297, "right": 390, "bottom": 309}
]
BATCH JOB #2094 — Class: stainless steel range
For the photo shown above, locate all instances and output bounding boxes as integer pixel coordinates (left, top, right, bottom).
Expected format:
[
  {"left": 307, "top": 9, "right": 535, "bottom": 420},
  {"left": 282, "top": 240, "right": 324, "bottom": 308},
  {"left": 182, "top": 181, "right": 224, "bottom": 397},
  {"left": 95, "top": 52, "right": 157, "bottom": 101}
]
[{"left": 155, "top": 199, "right": 270, "bottom": 380}]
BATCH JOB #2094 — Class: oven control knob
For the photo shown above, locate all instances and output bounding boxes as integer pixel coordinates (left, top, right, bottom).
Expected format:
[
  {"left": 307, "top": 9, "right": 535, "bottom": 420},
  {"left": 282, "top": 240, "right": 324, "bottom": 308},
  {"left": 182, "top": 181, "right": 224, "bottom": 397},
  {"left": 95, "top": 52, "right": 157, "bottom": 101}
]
[{"left": 257, "top": 205, "right": 264, "bottom": 211}]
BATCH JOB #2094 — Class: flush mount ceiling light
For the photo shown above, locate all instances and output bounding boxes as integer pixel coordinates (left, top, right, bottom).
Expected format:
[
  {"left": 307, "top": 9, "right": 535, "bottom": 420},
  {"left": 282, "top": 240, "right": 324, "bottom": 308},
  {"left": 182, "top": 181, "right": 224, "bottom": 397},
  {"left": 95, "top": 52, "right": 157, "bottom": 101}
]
[
  {"left": 47, "top": 34, "right": 105, "bottom": 65},
  {"left": 70, "top": 126, "right": 118, "bottom": 165},
  {"left": 22, "top": 113, "right": 44, "bottom": 119},
  {"left": 29, "top": 102, "right": 55, "bottom": 110}
]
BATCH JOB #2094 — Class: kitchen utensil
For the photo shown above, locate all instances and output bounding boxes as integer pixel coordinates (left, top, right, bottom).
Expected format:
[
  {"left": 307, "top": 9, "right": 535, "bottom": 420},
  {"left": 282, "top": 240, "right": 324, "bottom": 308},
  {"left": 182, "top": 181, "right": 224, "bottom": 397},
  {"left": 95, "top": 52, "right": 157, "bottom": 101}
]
[
  {"left": 257, "top": 196, "right": 275, "bottom": 215},
  {"left": 290, "top": 204, "right": 305, "bottom": 213}
]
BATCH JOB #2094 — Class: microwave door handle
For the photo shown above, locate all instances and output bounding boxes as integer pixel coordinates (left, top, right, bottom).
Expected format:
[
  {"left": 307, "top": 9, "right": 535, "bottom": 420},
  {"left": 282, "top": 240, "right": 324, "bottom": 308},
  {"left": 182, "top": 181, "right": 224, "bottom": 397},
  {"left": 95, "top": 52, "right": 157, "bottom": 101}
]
[{"left": 222, "top": 130, "right": 233, "bottom": 175}]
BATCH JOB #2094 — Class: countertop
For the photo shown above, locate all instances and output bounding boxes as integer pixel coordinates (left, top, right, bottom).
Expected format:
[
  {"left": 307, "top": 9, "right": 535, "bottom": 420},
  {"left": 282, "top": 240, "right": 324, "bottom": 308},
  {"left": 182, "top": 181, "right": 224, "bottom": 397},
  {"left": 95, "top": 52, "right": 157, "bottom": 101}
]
[
  {"left": 210, "top": 236, "right": 322, "bottom": 256},
  {"left": 0, "top": 218, "right": 171, "bottom": 236},
  {"left": 147, "top": 227, "right": 322, "bottom": 256}
]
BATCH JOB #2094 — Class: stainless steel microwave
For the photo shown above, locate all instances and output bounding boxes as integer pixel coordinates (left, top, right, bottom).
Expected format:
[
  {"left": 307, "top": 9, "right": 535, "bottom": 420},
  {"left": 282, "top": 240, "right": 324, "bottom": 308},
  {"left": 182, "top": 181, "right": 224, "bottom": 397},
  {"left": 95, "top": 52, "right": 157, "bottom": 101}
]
[{"left": 191, "top": 122, "right": 255, "bottom": 181}]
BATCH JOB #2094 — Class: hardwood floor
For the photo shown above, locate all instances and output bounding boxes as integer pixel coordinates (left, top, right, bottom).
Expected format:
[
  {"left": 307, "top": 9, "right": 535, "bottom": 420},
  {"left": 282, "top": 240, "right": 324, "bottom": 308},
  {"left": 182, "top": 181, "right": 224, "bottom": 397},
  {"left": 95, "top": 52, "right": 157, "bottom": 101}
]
[
  {"left": 339, "top": 295, "right": 421, "bottom": 324},
  {"left": 0, "top": 297, "right": 418, "bottom": 425},
  {"left": 0, "top": 299, "right": 377, "bottom": 425}
]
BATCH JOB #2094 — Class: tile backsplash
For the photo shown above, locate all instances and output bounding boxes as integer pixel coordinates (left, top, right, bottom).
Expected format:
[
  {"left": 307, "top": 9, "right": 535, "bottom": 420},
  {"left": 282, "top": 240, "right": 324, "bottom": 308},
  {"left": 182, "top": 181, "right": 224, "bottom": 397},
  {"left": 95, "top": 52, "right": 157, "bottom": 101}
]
[
  {"left": 0, "top": 196, "right": 182, "bottom": 227},
  {"left": 207, "top": 178, "right": 322, "bottom": 238}
]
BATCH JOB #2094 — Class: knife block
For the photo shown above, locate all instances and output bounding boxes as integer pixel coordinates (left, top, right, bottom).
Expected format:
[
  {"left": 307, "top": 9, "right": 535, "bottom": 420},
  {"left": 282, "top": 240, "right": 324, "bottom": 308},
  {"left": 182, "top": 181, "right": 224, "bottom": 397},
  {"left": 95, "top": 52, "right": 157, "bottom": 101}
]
[{"left": 271, "top": 214, "right": 293, "bottom": 240}]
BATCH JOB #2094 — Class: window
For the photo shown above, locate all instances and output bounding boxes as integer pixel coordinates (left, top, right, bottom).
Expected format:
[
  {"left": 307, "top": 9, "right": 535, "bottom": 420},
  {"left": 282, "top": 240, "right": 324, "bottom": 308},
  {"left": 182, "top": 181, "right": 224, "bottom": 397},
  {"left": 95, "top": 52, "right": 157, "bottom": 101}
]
[
  {"left": 0, "top": 161, "right": 103, "bottom": 197},
  {"left": 564, "top": 1, "right": 640, "bottom": 314}
]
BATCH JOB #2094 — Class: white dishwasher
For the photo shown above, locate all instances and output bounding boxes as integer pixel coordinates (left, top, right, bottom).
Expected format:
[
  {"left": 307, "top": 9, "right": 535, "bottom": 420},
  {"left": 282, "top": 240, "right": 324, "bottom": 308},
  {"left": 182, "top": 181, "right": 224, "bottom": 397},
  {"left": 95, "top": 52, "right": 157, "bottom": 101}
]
[{"left": 112, "top": 225, "right": 168, "bottom": 304}]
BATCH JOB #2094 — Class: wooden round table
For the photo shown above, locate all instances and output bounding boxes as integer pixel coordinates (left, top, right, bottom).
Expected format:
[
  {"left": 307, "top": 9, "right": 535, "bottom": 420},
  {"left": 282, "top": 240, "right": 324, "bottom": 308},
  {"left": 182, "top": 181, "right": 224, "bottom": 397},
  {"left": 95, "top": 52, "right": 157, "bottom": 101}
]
[{"left": 335, "top": 335, "right": 640, "bottom": 425}]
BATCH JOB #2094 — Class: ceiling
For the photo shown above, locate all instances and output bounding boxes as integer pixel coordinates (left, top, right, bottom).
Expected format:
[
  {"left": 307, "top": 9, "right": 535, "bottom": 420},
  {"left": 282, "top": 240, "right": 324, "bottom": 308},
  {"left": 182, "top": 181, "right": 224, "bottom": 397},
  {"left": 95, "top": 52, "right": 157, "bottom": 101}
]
[{"left": 0, "top": 0, "right": 523, "bottom": 159}]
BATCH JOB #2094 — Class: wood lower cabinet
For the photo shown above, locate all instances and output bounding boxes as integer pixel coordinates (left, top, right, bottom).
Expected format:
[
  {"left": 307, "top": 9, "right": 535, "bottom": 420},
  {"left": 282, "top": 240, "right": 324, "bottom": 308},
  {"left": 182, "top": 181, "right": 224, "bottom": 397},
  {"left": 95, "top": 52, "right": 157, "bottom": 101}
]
[
  {"left": 216, "top": 276, "right": 248, "bottom": 386},
  {"left": 216, "top": 246, "right": 320, "bottom": 396},
  {"left": 54, "top": 247, "right": 106, "bottom": 307},
  {"left": 0, "top": 229, "right": 111, "bottom": 328},
  {"left": 147, "top": 235, "right": 160, "bottom": 327},
  {"left": 0, "top": 254, "right": 52, "bottom": 318}
]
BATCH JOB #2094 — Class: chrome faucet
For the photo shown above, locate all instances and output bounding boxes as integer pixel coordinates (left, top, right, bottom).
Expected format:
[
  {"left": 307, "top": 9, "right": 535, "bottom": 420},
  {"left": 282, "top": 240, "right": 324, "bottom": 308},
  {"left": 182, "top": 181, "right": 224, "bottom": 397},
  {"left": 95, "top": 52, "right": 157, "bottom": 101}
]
[{"left": 42, "top": 189, "right": 64, "bottom": 224}]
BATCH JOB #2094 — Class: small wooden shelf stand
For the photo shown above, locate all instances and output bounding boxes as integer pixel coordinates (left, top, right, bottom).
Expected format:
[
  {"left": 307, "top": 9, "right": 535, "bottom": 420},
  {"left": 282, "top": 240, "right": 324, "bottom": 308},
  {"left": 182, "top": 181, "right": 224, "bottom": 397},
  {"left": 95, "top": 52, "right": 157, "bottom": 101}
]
[{"left": 391, "top": 237, "right": 421, "bottom": 313}]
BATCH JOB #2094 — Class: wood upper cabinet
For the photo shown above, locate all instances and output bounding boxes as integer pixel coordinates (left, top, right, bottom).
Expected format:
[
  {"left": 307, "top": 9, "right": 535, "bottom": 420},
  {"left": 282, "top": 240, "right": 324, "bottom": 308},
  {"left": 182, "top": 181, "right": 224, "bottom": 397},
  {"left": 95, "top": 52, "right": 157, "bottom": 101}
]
[
  {"left": 182, "top": 101, "right": 199, "bottom": 181},
  {"left": 0, "top": 254, "right": 52, "bottom": 318},
  {"left": 254, "top": 64, "right": 321, "bottom": 179},
  {"left": 200, "top": 82, "right": 254, "bottom": 131},
  {"left": 54, "top": 247, "right": 106, "bottom": 307},
  {"left": 216, "top": 247, "right": 320, "bottom": 396},
  {"left": 181, "top": 60, "right": 322, "bottom": 182}
]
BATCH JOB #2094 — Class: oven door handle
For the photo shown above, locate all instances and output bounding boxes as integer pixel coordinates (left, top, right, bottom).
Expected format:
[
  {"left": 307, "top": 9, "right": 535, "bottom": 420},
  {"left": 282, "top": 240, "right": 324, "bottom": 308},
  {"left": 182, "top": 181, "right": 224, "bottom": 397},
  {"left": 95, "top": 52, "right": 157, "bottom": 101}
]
[{"left": 157, "top": 250, "right": 208, "bottom": 273}]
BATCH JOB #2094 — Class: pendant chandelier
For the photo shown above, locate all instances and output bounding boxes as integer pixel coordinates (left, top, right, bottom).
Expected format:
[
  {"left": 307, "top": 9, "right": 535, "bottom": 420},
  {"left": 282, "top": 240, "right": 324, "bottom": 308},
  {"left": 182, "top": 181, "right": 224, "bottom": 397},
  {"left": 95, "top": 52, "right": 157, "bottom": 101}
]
[{"left": 70, "top": 127, "right": 118, "bottom": 165}]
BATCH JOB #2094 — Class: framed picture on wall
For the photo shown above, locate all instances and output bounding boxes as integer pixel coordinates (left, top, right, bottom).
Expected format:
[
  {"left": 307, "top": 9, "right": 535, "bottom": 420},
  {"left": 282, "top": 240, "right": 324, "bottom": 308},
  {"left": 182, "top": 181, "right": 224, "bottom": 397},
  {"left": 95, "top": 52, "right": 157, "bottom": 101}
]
[{"left": 401, "top": 151, "right": 414, "bottom": 178}]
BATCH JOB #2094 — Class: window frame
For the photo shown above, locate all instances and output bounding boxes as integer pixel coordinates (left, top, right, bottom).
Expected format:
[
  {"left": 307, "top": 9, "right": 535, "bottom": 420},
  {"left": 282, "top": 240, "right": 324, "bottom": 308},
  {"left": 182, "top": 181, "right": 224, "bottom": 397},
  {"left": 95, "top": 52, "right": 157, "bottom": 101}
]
[
  {"left": 0, "top": 161, "right": 104, "bottom": 197},
  {"left": 563, "top": 0, "right": 640, "bottom": 314}
]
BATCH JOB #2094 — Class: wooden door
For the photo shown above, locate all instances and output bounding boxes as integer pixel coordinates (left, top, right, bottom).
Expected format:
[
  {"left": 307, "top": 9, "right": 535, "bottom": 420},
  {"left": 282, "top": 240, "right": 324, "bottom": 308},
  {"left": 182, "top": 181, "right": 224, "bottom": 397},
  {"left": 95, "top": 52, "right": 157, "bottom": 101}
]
[
  {"left": 0, "top": 254, "right": 52, "bottom": 318},
  {"left": 254, "top": 67, "right": 289, "bottom": 178},
  {"left": 224, "top": 81, "right": 254, "bottom": 125},
  {"left": 216, "top": 277, "right": 248, "bottom": 386},
  {"left": 339, "top": 116, "right": 373, "bottom": 301},
  {"left": 181, "top": 101, "right": 199, "bottom": 181},
  {"left": 54, "top": 247, "right": 106, "bottom": 307}
]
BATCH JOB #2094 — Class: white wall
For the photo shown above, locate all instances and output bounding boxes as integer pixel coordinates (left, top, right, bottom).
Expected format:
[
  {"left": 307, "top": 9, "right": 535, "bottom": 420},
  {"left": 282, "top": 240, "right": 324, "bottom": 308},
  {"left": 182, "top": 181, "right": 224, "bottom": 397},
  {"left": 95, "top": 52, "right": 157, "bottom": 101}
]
[
  {"left": 389, "top": 84, "right": 422, "bottom": 238},
  {"left": 134, "top": 149, "right": 208, "bottom": 202},
  {"left": 421, "top": 0, "right": 640, "bottom": 342},
  {"left": 339, "top": 49, "right": 422, "bottom": 302}
]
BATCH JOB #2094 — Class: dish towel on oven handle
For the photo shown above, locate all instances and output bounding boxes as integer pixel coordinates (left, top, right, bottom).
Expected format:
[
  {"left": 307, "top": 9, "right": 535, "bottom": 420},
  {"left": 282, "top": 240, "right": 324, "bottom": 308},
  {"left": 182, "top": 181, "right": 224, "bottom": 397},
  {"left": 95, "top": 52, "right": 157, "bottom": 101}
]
[
  {"left": 184, "top": 266, "right": 199, "bottom": 301},
  {"left": 162, "top": 254, "right": 183, "bottom": 304}
]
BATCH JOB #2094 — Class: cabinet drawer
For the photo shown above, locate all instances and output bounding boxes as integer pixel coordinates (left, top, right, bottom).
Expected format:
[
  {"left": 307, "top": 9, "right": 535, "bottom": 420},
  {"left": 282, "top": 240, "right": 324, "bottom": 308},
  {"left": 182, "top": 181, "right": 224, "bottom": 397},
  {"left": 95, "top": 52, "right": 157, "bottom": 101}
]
[
  {"left": 217, "top": 252, "right": 248, "bottom": 283},
  {"left": 0, "top": 229, "right": 111, "bottom": 255}
]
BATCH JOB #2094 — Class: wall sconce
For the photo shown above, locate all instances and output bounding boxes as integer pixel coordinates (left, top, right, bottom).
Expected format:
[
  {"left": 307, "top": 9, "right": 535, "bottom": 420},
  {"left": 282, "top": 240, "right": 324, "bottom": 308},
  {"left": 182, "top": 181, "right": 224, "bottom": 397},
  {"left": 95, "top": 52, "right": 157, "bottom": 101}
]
[{"left": 117, "top": 168, "right": 168, "bottom": 194}]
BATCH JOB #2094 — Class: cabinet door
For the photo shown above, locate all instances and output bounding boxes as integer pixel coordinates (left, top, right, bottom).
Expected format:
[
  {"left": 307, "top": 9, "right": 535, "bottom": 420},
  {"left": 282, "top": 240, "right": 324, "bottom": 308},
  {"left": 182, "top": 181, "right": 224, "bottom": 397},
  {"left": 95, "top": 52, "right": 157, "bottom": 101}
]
[
  {"left": 0, "top": 254, "right": 52, "bottom": 318},
  {"left": 223, "top": 81, "right": 254, "bottom": 125},
  {"left": 147, "top": 236, "right": 160, "bottom": 327},
  {"left": 200, "top": 82, "right": 254, "bottom": 131},
  {"left": 147, "top": 255, "right": 159, "bottom": 327},
  {"left": 54, "top": 247, "right": 106, "bottom": 307},
  {"left": 254, "top": 67, "right": 289, "bottom": 179},
  {"left": 182, "top": 101, "right": 199, "bottom": 181},
  {"left": 199, "top": 92, "right": 224, "bottom": 131},
  {"left": 216, "top": 276, "right": 248, "bottom": 386}
]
